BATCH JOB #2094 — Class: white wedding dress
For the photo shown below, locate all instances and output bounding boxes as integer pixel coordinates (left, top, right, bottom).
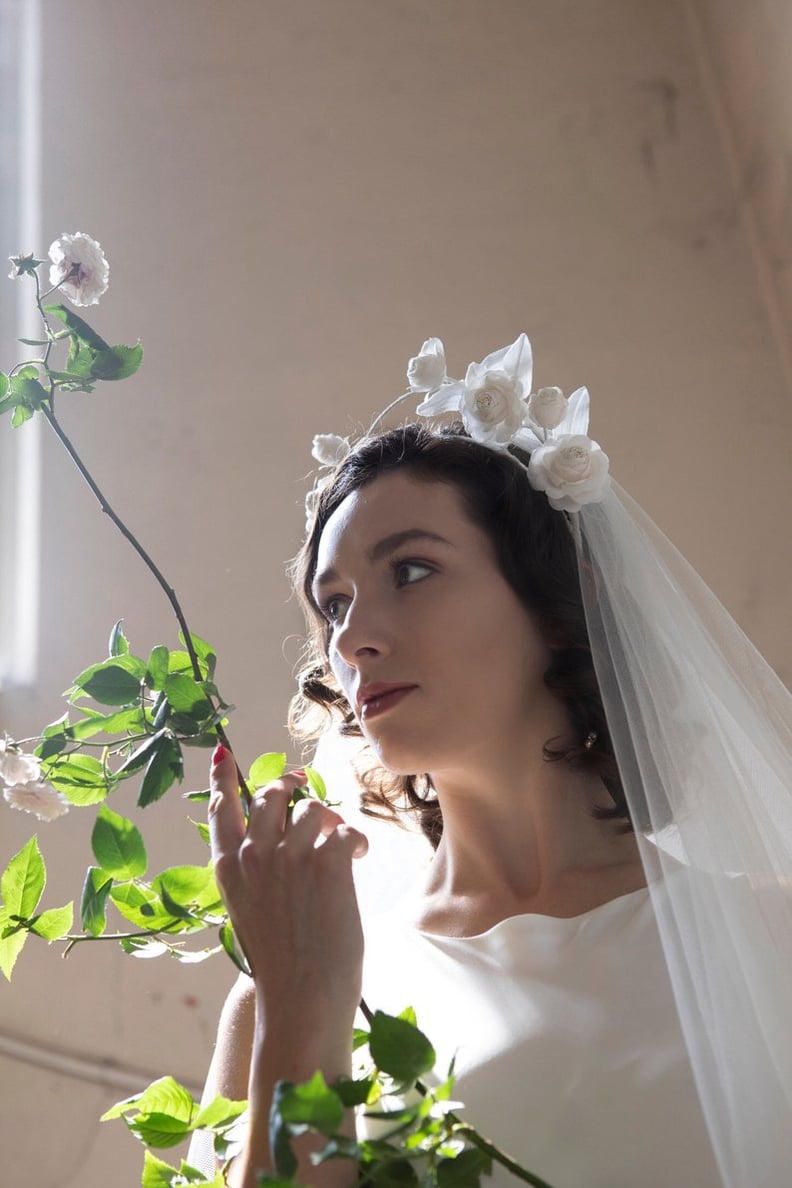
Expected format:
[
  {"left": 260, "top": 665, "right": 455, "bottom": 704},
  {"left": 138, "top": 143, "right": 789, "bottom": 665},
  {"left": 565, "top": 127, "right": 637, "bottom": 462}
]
[{"left": 360, "top": 874, "right": 723, "bottom": 1188}]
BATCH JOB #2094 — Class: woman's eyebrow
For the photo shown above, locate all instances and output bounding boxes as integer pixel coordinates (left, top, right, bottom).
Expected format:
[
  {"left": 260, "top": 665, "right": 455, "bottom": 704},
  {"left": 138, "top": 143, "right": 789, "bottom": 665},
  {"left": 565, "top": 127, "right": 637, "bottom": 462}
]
[{"left": 312, "top": 528, "right": 453, "bottom": 598}]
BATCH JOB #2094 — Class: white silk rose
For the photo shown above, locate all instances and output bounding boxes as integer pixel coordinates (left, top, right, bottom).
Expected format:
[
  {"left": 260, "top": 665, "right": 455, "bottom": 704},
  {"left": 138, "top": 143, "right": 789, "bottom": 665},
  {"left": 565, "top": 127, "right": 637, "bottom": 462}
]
[
  {"left": 527, "top": 386, "right": 568, "bottom": 431},
  {"left": 527, "top": 434, "right": 610, "bottom": 512},
  {"left": 311, "top": 434, "right": 351, "bottom": 467},
  {"left": 3, "top": 780, "right": 70, "bottom": 822},
  {"left": 461, "top": 371, "right": 527, "bottom": 446},
  {"left": 407, "top": 337, "right": 447, "bottom": 393},
  {"left": 416, "top": 333, "right": 533, "bottom": 449},
  {"left": 48, "top": 232, "right": 109, "bottom": 307}
]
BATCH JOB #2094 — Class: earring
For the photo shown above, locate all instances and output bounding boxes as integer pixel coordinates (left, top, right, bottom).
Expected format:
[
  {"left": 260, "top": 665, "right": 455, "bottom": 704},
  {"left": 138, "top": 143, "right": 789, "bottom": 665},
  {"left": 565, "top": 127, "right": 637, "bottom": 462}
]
[{"left": 584, "top": 731, "right": 598, "bottom": 750}]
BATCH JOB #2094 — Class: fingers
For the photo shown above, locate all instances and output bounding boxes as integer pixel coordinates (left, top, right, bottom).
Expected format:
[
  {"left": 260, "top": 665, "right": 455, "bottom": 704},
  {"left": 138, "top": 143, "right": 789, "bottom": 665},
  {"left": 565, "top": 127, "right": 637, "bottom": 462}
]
[
  {"left": 208, "top": 746, "right": 367, "bottom": 861},
  {"left": 208, "top": 744, "right": 246, "bottom": 861},
  {"left": 289, "top": 797, "right": 345, "bottom": 847},
  {"left": 323, "top": 821, "right": 370, "bottom": 860}
]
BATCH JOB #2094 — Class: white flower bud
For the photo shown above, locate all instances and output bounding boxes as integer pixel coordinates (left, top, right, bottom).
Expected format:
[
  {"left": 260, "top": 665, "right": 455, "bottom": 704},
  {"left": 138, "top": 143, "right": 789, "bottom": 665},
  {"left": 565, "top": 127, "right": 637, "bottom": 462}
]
[
  {"left": 311, "top": 434, "right": 350, "bottom": 467},
  {"left": 407, "top": 337, "right": 447, "bottom": 393},
  {"left": 527, "top": 386, "right": 568, "bottom": 431}
]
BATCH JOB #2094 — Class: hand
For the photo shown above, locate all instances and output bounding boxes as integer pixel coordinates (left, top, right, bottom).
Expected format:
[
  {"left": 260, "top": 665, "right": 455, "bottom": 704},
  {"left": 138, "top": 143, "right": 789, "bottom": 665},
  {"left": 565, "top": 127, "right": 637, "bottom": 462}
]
[{"left": 208, "top": 745, "right": 368, "bottom": 1022}]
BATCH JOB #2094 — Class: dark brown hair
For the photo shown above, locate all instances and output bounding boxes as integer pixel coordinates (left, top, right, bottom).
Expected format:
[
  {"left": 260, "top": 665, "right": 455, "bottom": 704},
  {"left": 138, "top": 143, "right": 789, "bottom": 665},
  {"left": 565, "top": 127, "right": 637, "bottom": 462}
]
[{"left": 288, "top": 422, "right": 630, "bottom": 845}]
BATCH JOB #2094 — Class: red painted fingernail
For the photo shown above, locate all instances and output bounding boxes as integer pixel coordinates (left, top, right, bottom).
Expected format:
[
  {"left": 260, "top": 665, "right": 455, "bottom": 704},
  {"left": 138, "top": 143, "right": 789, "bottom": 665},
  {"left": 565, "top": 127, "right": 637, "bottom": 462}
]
[
  {"left": 292, "top": 768, "right": 306, "bottom": 778},
  {"left": 212, "top": 744, "right": 229, "bottom": 768}
]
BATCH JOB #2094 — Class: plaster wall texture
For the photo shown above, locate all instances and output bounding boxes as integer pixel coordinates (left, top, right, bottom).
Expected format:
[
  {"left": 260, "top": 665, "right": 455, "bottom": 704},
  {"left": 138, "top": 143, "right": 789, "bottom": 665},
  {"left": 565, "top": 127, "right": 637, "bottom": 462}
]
[{"left": 0, "top": 2, "right": 789, "bottom": 1185}]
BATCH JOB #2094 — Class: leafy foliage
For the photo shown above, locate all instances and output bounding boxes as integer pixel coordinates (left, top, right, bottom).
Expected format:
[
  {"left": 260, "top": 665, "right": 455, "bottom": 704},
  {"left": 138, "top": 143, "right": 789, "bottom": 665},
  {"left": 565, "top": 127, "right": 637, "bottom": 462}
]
[
  {"left": 0, "top": 838, "right": 72, "bottom": 978},
  {"left": 1, "top": 249, "right": 551, "bottom": 1188}
]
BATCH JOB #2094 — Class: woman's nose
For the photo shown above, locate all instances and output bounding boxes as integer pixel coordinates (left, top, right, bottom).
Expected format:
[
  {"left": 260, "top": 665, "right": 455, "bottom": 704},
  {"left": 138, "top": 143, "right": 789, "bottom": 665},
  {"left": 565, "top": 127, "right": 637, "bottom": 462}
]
[{"left": 333, "top": 597, "right": 390, "bottom": 667}]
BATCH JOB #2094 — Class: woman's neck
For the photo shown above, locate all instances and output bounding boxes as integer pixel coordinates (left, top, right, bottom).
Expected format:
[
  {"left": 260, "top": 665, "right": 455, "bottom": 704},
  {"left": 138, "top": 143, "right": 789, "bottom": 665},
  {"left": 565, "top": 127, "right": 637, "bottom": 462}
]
[{"left": 417, "top": 750, "right": 646, "bottom": 932}]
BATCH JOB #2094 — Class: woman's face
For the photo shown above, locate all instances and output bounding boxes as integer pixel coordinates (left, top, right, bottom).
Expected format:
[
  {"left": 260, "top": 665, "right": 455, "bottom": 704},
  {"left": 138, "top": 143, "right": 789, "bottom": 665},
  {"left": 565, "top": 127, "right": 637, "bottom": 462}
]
[{"left": 312, "top": 470, "right": 556, "bottom": 777}]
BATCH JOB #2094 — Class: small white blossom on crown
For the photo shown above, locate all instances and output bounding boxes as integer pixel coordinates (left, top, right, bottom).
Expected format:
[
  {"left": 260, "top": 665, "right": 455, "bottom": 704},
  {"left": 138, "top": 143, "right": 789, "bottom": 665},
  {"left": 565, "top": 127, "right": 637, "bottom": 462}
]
[{"left": 306, "top": 333, "right": 610, "bottom": 525}]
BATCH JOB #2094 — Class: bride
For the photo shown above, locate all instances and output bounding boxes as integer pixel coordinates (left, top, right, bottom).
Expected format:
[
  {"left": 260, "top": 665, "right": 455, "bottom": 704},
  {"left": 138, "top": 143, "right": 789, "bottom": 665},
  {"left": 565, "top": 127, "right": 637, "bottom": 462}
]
[{"left": 201, "top": 336, "right": 792, "bottom": 1188}]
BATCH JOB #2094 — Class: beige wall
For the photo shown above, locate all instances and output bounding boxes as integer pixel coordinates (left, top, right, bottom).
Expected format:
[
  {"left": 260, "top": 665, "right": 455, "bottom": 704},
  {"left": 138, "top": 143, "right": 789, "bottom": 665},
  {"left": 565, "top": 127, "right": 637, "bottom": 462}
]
[{"left": 0, "top": 2, "right": 789, "bottom": 1184}]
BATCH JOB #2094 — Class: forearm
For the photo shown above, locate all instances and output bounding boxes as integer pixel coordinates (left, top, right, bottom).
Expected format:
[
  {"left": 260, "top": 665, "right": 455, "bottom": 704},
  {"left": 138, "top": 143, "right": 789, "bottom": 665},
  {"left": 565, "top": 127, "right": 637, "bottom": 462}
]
[{"left": 232, "top": 993, "right": 358, "bottom": 1188}]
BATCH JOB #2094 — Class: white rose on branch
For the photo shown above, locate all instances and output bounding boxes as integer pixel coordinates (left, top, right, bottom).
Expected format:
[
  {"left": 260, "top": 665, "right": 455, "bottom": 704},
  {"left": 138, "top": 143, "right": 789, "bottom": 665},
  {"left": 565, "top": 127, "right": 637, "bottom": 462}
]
[
  {"left": 527, "top": 434, "right": 610, "bottom": 512},
  {"left": 48, "top": 232, "right": 109, "bottom": 307},
  {"left": 0, "top": 742, "right": 41, "bottom": 787},
  {"left": 407, "top": 337, "right": 447, "bottom": 393},
  {"left": 527, "top": 386, "right": 568, "bottom": 431},
  {"left": 3, "top": 780, "right": 69, "bottom": 822}
]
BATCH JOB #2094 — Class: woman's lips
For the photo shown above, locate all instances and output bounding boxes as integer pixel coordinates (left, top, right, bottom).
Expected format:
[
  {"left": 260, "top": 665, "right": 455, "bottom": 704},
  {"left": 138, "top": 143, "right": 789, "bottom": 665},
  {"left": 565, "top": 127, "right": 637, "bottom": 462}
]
[{"left": 360, "top": 685, "right": 417, "bottom": 721}]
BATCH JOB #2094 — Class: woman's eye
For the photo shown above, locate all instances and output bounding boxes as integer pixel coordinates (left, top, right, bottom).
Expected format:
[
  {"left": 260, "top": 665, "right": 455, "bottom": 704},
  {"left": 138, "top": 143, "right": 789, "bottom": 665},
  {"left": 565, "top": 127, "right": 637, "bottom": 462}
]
[
  {"left": 394, "top": 560, "right": 433, "bottom": 586},
  {"left": 321, "top": 595, "right": 349, "bottom": 625}
]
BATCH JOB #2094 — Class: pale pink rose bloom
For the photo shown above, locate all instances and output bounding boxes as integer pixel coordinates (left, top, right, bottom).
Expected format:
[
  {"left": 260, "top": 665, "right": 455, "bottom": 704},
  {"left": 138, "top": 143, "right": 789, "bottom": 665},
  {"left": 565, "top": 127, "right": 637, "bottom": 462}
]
[
  {"left": 3, "top": 780, "right": 70, "bottom": 822},
  {"left": 48, "top": 232, "right": 109, "bottom": 306},
  {"left": 0, "top": 742, "right": 41, "bottom": 787}
]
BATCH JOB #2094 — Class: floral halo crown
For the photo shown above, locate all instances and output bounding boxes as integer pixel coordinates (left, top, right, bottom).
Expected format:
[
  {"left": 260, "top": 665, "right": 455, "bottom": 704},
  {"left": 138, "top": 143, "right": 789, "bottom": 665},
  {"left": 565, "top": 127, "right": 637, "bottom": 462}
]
[{"left": 307, "top": 332, "right": 610, "bottom": 527}]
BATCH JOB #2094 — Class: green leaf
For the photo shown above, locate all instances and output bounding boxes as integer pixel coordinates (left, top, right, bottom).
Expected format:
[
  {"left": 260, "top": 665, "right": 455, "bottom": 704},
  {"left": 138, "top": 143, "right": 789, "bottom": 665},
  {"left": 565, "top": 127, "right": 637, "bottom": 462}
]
[
  {"left": 11, "top": 403, "right": 34, "bottom": 427},
  {"left": 249, "top": 752, "right": 287, "bottom": 788},
  {"left": 194, "top": 1094, "right": 248, "bottom": 1131},
  {"left": 303, "top": 766, "right": 327, "bottom": 801},
  {"left": 178, "top": 630, "right": 216, "bottom": 664},
  {"left": 43, "top": 302, "right": 110, "bottom": 350},
  {"left": 64, "top": 332, "right": 98, "bottom": 378},
  {"left": 162, "top": 673, "right": 213, "bottom": 718},
  {"left": 436, "top": 1148, "right": 491, "bottom": 1187},
  {"left": 138, "top": 737, "right": 184, "bottom": 808},
  {"left": 110, "top": 880, "right": 172, "bottom": 930},
  {"left": 278, "top": 1071, "right": 345, "bottom": 1135},
  {"left": 0, "top": 372, "right": 8, "bottom": 398},
  {"left": 369, "top": 1012, "right": 435, "bottom": 1084},
  {"left": 9, "top": 372, "right": 48, "bottom": 408},
  {"left": 167, "top": 712, "right": 204, "bottom": 737},
  {"left": 89, "top": 342, "right": 143, "bottom": 381},
  {"left": 179, "top": 632, "right": 217, "bottom": 681},
  {"left": 116, "top": 730, "right": 168, "bottom": 777},
  {"left": 80, "top": 867, "right": 114, "bottom": 936},
  {"left": 46, "top": 753, "right": 111, "bottom": 805},
  {"left": 270, "top": 1082, "right": 299, "bottom": 1180},
  {"left": 104, "top": 1076, "right": 196, "bottom": 1148},
  {"left": 154, "top": 864, "right": 215, "bottom": 909},
  {"left": 103, "top": 1074, "right": 196, "bottom": 1122},
  {"left": 219, "top": 920, "right": 249, "bottom": 975},
  {"left": 145, "top": 645, "right": 170, "bottom": 691},
  {"left": 28, "top": 902, "right": 73, "bottom": 941},
  {"left": 72, "top": 656, "right": 144, "bottom": 706},
  {"left": 92, "top": 804, "right": 147, "bottom": 879},
  {"left": 67, "top": 706, "right": 145, "bottom": 742},
  {"left": 108, "top": 619, "right": 130, "bottom": 657},
  {"left": 0, "top": 906, "right": 28, "bottom": 979},
  {"left": 365, "top": 1160, "right": 418, "bottom": 1186},
  {"left": 140, "top": 1151, "right": 180, "bottom": 1188},
  {"left": 191, "top": 819, "right": 211, "bottom": 845},
  {"left": 333, "top": 1076, "right": 375, "bottom": 1108},
  {"left": 166, "top": 649, "right": 195, "bottom": 675},
  {"left": 1, "top": 836, "right": 46, "bottom": 919},
  {"left": 128, "top": 1112, "right": 193, "bottom": 1149},
  {"left": 41, "top": 712, "right": 70, "bottom": 738}
]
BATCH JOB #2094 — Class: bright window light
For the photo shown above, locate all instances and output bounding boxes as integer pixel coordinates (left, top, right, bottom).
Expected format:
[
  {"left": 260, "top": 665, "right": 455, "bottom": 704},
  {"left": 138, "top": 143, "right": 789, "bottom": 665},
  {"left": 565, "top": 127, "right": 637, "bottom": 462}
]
[{"left": 0, "top": 0, "right": 41, "bottom": 690}]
